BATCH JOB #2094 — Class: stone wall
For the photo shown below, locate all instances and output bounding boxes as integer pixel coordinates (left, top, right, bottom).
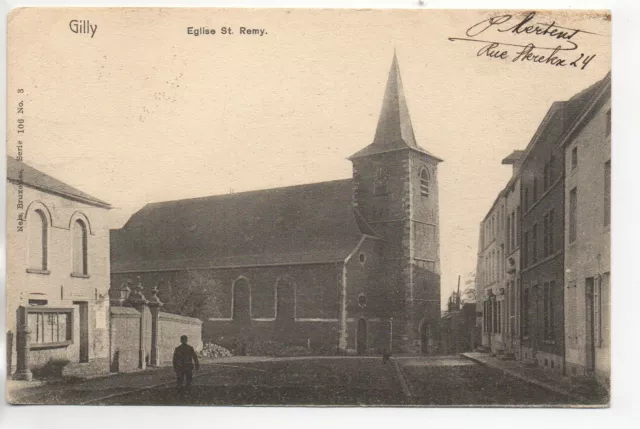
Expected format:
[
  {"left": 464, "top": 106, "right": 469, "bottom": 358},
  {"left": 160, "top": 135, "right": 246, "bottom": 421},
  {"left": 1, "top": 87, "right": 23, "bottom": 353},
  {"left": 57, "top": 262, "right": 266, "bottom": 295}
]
[
  {"left": 110, "top": 306, "right": 142, "bottom": 373},
  {"left": 157, "top": 312, "right": 202, "bottom": 365},
  {"left": 109, "top": 306, "right": 203, "bottom": 372},
  {"left": 203, "top": 319, "right": 339, "bottom": 355}
]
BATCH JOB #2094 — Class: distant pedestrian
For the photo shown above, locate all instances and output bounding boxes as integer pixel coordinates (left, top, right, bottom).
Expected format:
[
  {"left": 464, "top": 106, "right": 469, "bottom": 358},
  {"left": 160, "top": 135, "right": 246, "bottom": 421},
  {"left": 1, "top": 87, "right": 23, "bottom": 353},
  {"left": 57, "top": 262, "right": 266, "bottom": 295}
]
[
  {"left": 382, "top": 348, "right": 391, "bottom": 364},
  {"left": 173, "top": 335, "right": 200, "bottom": 394}
]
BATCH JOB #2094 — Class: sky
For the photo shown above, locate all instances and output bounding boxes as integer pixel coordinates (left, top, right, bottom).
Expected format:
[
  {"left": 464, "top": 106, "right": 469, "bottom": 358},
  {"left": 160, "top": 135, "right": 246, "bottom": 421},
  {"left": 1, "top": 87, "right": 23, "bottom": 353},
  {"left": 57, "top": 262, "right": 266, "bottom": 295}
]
[{"left": 6, "top": 8, "right": 611, "bottom": 309}]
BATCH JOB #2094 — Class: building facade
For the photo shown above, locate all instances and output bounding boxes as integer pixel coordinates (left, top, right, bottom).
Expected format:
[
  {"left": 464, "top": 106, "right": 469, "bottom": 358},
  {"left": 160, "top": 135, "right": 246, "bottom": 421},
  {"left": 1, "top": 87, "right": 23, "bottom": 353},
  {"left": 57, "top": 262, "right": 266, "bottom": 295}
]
[
  {"left": 475, "top": 72, "right": 609, "bottom": 380},
  {"left": 519, "top": 102, "right": 567, "bottom": 372},
  {"left": 110, "top": 54, "right": 442, "bottom": 356},
  {"left": 6, "top": 157, "right": 112, "bottom": 380},
  {"left": 562, "top": 74, "right": 611, "bottom": 385},
  {"left": 477, "top": 191, "right": 508, "bottom": 354},
  {"left": 502, "top": 153, "right": 522, "bottom": 358}
]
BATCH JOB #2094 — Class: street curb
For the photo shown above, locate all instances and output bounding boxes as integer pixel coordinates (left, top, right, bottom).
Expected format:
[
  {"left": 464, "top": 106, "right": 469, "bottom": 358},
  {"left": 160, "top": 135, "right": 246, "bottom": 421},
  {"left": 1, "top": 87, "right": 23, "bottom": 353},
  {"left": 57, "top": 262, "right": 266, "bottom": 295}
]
[
  {"left": 459, "top": 353, "right": 580, "bottom": 401},
  {"left": 391, "top": 358, "right": 413, "bottom": 404}
]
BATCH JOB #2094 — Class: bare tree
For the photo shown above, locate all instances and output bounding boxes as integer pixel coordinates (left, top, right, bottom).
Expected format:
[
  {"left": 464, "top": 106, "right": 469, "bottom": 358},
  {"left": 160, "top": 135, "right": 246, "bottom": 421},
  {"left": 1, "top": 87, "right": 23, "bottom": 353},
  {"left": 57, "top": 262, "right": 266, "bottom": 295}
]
[
  {"left": 162, "top": 270, "right": 221, "bottom": 320},
  {"left": 461, "top": 271, "right": 477, "bottom": 304}
]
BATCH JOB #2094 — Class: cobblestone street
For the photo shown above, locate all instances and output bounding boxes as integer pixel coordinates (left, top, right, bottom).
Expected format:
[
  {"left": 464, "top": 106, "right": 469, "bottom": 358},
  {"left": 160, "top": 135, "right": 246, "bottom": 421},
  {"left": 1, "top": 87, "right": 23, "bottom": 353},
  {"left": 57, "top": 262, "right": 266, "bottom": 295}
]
[{"left": 10, "top": 356, "right": 571, "bottom": 406}]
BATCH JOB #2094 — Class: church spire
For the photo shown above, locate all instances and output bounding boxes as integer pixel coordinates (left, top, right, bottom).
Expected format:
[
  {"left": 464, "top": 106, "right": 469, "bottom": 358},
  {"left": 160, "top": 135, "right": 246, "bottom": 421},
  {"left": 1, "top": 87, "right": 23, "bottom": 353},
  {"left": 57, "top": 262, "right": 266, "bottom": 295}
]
[
  {"left": 372, "top": 51, "right": 418, "bottom": 149},
  {"left": 349, "top": 53, "right": 441, "bottom": 161}
]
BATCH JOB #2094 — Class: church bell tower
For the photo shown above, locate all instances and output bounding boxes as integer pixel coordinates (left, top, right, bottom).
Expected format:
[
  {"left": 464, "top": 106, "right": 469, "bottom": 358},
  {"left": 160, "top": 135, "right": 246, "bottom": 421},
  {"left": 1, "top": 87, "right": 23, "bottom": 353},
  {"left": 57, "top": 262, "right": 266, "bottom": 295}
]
[{"left": 349, "top": 52, "right": 442, "bottom": 355}]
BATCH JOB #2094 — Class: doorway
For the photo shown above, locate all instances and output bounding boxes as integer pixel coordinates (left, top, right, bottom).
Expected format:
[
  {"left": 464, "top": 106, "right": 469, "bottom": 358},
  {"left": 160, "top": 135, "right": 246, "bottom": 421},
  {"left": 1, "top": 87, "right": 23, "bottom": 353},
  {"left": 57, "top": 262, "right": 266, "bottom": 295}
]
[
  {"left": 585, "top": 277, "right": 595, "bottom": 374},
  {"left": 75, "top": 301, "right": 89, "bottom": 363},
  {"left": 356, "top": 318, "right": 367, "bottom": 355},
  {"left": 420, "top": 319, "right": 430, "bottom": 355}
]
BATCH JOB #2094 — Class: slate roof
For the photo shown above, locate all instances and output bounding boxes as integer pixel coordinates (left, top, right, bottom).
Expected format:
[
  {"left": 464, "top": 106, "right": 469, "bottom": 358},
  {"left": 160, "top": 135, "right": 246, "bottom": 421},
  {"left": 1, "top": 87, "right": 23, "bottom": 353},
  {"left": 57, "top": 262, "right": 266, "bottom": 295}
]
[
  {"left": 6, "top": 156, "right": 111, "bottom": 208},
  {"left": 349, "top": 53, "right": 442, "bottom": 162},
  {"left": 110, "top": 179, "right": 377, "bottom": 273},
  {"left": 560, "top": 71, "right": 611, "bottom": 146}
]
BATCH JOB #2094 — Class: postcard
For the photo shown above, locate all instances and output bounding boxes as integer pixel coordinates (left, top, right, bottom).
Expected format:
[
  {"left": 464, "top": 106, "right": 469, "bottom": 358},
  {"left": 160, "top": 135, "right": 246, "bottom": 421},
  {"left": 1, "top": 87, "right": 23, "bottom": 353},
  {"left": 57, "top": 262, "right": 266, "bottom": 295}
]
[{"left": 5, "top": 7, "right": 611, "bottom": 406}]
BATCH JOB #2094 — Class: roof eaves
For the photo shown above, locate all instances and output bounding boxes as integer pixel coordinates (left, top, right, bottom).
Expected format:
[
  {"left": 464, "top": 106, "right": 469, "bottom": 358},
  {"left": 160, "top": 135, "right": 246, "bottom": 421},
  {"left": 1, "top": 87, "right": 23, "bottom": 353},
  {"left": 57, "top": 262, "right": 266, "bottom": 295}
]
[
  {"left": 559, "top": 73, "right": 611, "bottom": 148},
  {"left": 348, "top": 144, "right": 443, "bottom": 162},
  {"left": 8, "top": 177, "right": 112, "bottom": 209}
]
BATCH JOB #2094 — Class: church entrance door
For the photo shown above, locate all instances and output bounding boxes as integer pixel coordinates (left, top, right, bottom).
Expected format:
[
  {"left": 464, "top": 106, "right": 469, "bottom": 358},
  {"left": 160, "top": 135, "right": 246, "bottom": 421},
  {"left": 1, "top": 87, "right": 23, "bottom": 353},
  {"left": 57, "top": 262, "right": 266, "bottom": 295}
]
[
  {"left": 356, "top": 318, "right": 367, "bottom": 355},
  {"left": 420, "top": 319, "right": 430, "bottom": 355}
]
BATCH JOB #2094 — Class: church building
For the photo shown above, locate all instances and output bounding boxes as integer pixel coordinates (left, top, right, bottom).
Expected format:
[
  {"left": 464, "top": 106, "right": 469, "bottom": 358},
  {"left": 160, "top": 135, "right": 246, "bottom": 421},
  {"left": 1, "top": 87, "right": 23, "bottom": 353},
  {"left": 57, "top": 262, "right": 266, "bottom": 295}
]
[{"left": 110, "top": 54, "right": 443, "bottom": 355}]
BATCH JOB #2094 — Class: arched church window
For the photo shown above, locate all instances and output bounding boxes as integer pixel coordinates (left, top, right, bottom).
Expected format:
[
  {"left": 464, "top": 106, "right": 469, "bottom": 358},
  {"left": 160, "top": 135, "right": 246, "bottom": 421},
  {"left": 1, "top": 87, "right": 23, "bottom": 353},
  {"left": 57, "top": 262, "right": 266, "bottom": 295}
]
[
  {"left": 420, "top": 168, "right": 430, "bottom": 197},
  {"left": 72, "top": 219, "right": 88, "bottom": 275},
  {"left": 233, "top": 277, "right": 251, "bottom": 321},
  {"left": 28, "top": 209, "right": 48, "bottom": 271}
]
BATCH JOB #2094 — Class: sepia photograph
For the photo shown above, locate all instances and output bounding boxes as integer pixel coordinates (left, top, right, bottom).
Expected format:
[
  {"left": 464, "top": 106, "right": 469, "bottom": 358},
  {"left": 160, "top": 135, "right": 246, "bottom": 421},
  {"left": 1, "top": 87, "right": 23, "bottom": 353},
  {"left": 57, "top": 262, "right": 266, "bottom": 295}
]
[{"left": 4, "top": 6, "right": 613, "bottom": 408}]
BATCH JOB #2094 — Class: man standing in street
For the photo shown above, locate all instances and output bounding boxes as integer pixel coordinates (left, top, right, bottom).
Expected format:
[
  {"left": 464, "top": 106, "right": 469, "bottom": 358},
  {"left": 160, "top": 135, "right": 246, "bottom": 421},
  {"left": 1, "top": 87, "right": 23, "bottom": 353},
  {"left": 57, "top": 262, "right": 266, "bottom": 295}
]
[{"left": 173, "top": 335, "right": 200, "bottom": 394}]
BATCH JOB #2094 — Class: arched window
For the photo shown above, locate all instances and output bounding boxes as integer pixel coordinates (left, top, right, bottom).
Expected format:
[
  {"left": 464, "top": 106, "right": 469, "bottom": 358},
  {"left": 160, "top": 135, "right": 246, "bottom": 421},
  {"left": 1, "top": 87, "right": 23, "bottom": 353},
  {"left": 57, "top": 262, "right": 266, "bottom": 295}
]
[
  {"left": 232, "top": 278, "right": 251, "bottom": 321},
  {"left": 72, "top": 219, "right": 88, "bottom": 275},
  {"left": 420, "top": 168, "right": 430, "bottom": 197},
  {"left": 373, "top": 167, "right": 388, "bottom": 196},
  {"left": 28, "top": 209, "right": 48, "bottom": 271}
]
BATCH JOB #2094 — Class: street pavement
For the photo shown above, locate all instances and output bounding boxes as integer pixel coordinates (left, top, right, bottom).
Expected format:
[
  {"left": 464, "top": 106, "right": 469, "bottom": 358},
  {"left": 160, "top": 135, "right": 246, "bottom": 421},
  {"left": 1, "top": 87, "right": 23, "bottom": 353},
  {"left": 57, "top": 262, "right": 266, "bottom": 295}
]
[{"left": 9, "top": 355, "right": 570, "bottom": 406}]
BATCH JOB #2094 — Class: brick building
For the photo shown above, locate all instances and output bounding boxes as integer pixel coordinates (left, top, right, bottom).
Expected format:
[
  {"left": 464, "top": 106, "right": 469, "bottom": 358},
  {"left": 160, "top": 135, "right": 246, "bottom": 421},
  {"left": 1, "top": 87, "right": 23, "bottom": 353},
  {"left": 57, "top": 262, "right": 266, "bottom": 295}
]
[
  {"left": 476, "top": 73, "right": 609, "bottom": 379},
  {"left": 562, "top": 73, "right": 611, "bottom": 385},
  {"left": 476, "top": 190, "right": 507, "bottom": 354},
  {"left": 519, "top": 80, "right": 606, "bottom": 373},
  {"left": 518, "top": 100, "right": 567, "bottom": 372},
  {"left": 502, "top": 154, "right": 522, "bottom": 359},
  {"left": 6, "top": 157, "right": 112, "bottom": 380},
  {"left": 110, "top": 54, "right": 442, "bottom": 355}
]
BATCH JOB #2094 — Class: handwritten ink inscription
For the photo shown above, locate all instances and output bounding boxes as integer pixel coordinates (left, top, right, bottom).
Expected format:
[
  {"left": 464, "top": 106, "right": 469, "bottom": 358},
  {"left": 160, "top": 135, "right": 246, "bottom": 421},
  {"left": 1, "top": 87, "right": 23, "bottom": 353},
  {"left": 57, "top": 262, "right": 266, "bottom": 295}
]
[{"left": 449, "top": 12, "right": 601, "bottom": 70}]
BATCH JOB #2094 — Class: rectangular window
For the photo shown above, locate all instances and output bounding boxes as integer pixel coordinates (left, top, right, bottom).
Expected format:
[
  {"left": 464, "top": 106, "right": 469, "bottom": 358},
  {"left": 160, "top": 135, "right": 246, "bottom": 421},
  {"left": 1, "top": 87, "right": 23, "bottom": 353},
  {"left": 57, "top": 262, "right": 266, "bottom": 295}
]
[
  {"left": 500, "top": 244, "right": 504, "bottom": 280},
  {"left": 570, "top": 187, "right": 578, "bottom": 242},
  {"left": 523, "top": 230, "right": 529, "bottom": 268},
  {"left": 511, "top": 211, "right": 516, "bottom": 250},
  {"left": 509, "top": 281, "right": 515, "bottom": 317},
  {"left": 543, "top": 163, "right": 549, "bottom": 192},
  {"left": 483, "top": 301, "right": 486, "bottom": 332},
  {"left": 523, "top": 289, "right": 529, "bottom": 336},
  {"left": 543, "top": 214, "right": 549, "bottom": 258},
  {"left": 606, "top": 109, "right": 611, "bottom": 137},
  {"left": 600, "top": 273, "right": 610, "bottom": 347},
  {"left": 524, "top": 188, "right": 529, "bottom": 211},
  {"left": 515, "top": 206, "right": 520, "bottom": 244},
  {"left": 571, "top": 146, "right": 578, "bottom": 170},
  {"left": 486, "top": 300, "right": 490, "bottom": 333},
  {"left": 604, "top": 160, "right": 611, "bottom": 226},
  {"left": 567, "top": 281, "right": 577, "bottom": 347},
  {"left": 27, "top": 308, "right": 73, "bottom": 347},
  {"left": 549, "top": 210, "right": 555, "bottom": 255},
  {"left": 594, "top": 277, "right": 602, "bottom": 347},
  {"left": 549, "top": 281, "right": 555, "bottom": 340},
  {"left": 533, "top": 178, "right": 538, "bottom": 202},
  {"left": 532, "top": 223, "right": 538, "bottom": 263},
  {"left": 543, "top": 282, "right": 549, "bottom": 340},
  {"left": 506, "top": 215, "right": 511, "bottom": 253}
]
